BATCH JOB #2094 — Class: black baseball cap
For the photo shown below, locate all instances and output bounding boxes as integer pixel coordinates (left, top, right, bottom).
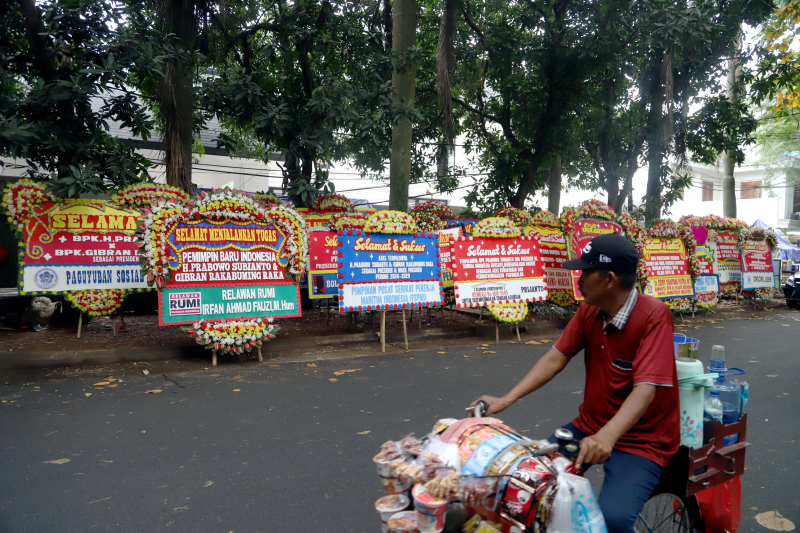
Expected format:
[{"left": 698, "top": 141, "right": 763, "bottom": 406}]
[{"left": 562, "top": 233, "right": 639, "bottom": 274}]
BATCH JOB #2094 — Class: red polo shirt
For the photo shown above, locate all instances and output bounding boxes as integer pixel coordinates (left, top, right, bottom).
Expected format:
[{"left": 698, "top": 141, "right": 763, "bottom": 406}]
[{"left": 553, "top": 292, "right": 679, "bottom": 467}]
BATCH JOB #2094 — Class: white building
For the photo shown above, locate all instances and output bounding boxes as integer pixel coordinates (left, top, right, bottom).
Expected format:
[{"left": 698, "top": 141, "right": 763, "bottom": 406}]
[{"left": 666, "top": 162, "right": 800, "bottom": 238}]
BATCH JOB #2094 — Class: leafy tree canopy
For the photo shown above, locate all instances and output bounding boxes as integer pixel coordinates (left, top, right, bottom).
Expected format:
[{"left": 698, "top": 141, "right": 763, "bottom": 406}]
[{"left": 0, "top": 0, "right": 164, "bottom": 197}]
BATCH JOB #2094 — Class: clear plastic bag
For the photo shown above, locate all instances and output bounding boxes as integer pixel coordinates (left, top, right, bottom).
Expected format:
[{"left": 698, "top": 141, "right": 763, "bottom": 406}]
[{"left": 546, "top": 473, "right": 607, "bottom": 533}]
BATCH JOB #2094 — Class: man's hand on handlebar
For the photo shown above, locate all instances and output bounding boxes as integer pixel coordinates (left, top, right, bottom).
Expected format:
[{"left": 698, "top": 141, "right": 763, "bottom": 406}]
[
  {"left": 574, "top": 433, "right": 615, "bottom": 465},
  {"left": 469, "top": 395, "right": 514, "bottom": 417}
]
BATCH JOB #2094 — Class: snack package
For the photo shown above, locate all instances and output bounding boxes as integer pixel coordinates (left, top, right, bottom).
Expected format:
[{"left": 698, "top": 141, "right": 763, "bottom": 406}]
[{"left": 463, "top": 514, "right": 483, "bottom": 533}]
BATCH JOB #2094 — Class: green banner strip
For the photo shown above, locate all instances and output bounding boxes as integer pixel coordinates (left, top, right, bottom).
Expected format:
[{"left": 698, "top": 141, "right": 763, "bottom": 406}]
[{"left": 158, "top": 283, "right": 301, "bottom": 325}]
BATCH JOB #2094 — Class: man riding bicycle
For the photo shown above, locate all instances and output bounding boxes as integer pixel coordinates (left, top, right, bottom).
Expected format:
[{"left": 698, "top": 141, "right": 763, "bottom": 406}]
[{"left": 472, "top": 233, "right": 679, "bottom": 533}]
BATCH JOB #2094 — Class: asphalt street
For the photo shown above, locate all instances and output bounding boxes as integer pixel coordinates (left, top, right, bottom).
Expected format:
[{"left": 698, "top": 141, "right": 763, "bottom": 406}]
[{"left": 0, "top": 310, "right": 798, "bottom": 532}]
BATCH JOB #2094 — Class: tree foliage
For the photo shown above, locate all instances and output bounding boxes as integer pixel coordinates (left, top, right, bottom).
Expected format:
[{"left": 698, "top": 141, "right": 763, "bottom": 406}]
[{"left": 0, "top": 0, "right": 163, "bottom": 197}]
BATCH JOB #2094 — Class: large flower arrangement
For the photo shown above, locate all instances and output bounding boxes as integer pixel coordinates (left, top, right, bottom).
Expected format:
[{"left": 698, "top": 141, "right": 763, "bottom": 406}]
[
  {"left": 412, "top": 211, "right": 445, "bottom": 232},
  {"left": 64, "top": 289, "right": 126, "bottom": 316},
  {"left": 488, "top": 302, "right": 529, "bottom": 323},
  {"left": 254, "top": 191, "right": 284, "bottom": 207},
  {"left": 494, "top": 207, "right": 533, "bottom": 228},
  {"left": 678, "top": 215, "right": 748, "bottom": 231},
  {"left": 181, "top": 317, "right": 279, "bottom": 354},
  {"left": 315, "top": 193, "right": 353, "bottom": 213},
  {"left": 647, "top": 220, "right": 701, "bottom": 282},
  {"left": 560, "top": 199, "right": 616, "bottom": 232},
  {"left": 471, "top": 217, "right": 521, "bottom": 238},
  {"left": 737, "top": 226, "right": 778, "bottom": 303},
  {"left": 137, "top": 188, "right": 309, "bottom": 287},
  {"left": 363, "top": 211, "right": 419, "bottom": 234},
  {"left": 531, "top": 210, "right": 560, "bottom": 228},
  {"left": 112, "top": 184, "right": 192, "bottom": 209},
  {"left": 548, "top": 290, "right": 574, "bottom": 307},
  {"left": 560, "top": 200, "right": 648, "bottom": 292},
  {"left": 412, "top": 200, "right": 454, "bottom": 220},
  {"left": 665, "top": 298, "right": 694, "bottom": 313},
  {"left": 2, "top": 180, "right": 54, "bottom": 232},
  {"left": 329, "top": 210, "right": 369, "bottom": 231},
  {"left": 356, "top": 207, "right": 377, "bottom": 215},
  {"left": 736, "top": 226, "right": 778, "bottom": 253}
]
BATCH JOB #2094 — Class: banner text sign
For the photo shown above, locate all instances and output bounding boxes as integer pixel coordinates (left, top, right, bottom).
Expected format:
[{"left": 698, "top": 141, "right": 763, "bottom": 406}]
[
  {"left": 20, "top": 201, "right": 148, "bottom": 293},
  {"left": 158, "top": 282, "right": 300, "bottom": 325},
  {"left": 715, "top": 231, "right": 742, "bottom": 284},
  {"left": 450, "top": 235, "right": 547, "bottom": 307},
  {"left": 436, "top": 227, "right": 462, "bottom": 289},
  {"left": 524, "top": 225, "right": 571, "bottom": 291},
  {"left": 642, "top": 237, "right": 695, "bottom": 299},
  {"left": 338, "top": 231, "right": 442, "bottom": 311},
  {"left": 741, "top": 240, "right": 774, "bottom": 290}
]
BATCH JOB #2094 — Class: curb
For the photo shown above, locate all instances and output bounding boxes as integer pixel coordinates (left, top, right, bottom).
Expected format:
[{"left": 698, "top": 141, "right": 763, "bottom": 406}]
[{"left": 0, "top": 318, "right": 570, "bottom": 370}]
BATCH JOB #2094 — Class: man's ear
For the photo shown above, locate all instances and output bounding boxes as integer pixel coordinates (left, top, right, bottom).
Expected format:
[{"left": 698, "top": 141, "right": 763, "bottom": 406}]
[{"left": 607, "top": 271, "right": 619, "bottom": 289}]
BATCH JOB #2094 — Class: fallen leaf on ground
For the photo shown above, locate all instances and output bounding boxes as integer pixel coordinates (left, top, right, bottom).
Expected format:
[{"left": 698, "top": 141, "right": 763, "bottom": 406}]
[
  {"left": 144, "top": 389, "right": 163, "bottom": 394},
  {"left": 307, "top": 363, "right": 317, "bottom": 367},
  {"left": 98, "top": 460, "right": 113, "bottom": 463},
  {"left": 767, "top": 375, "right": 778, "bottom": 378},
  {"left": 106, "top": 384, "right": 118, "bottom": 388},
  {"left": 270, "top": 365, "right": 279, "bottom": 368},
  {"left": 333, "top": 369, "right": 361, "bottom": 376},
  {"left": 525, "top": 340, "right": 541, "bottom": 345},
  {"left": 43, "top": 458, "right": 70, "bottom": 464},
  {"left": 483, "top": 351, "right": 496, "bottom": 354},
  {"left": 208, "top": 374, "right": 221, "bottom": 377},
  {"left": 357, "top": 430, "right": 371, "bottom": 435},
  {"left": 781, "top": 324, "right": 790, "bottom": 327},
  {"left": 329, "top": 378, "right": 338, "bottom": 382},
  {"left": 232, "top": 389, "right": 241, "bottom": 392},
  {"left": 203, "top": 368, "right": 210, "bottom": 370},
  {"left": 755, "top": 511, "right": 795, "bottom": 531},
  {"left": 508, "top": 341, "right": 516, "bottom": 344},
  {"left": 232, "top": 375, "right": 244, "bottom": 379},
  {"left": 539, "top": 339, "right": 554, "bottom": 343},
  {"left": 437, "top": 351, "right": 446, "bottom": 354},
  {"left": 204, "top": 481, "right": 214, "bottom": 487},
  {"left": 93, "top": 382, "right": 109, "bottom": 387},
  {"left": 84, "top": 393, "right": 93, "bottom": 397},
  {"left": 174, "top": 506, "right": 189, "bottom": 511}
]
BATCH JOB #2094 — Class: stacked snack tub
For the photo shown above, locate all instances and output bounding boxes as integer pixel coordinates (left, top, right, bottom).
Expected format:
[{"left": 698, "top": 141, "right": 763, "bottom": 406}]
[{"left": 370, "top": 417, "right": 585, "bottom": 533}]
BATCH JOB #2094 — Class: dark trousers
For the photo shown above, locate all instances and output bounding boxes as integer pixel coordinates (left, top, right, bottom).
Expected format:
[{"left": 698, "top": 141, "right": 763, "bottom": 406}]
[{"left": 550, "top": 423, "right": 665, "bottom": 533}]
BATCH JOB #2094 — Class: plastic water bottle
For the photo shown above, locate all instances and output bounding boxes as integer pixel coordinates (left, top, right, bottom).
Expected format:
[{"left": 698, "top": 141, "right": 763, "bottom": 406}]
[
  {"left": 703, "top": 390, "right": 723, "bottom": 445},
  {"left": 738, "top": 381, "right": 749, "bottom": 417},
  {"left": 709, "top": 357, "right": 740, "bottom": 446}
]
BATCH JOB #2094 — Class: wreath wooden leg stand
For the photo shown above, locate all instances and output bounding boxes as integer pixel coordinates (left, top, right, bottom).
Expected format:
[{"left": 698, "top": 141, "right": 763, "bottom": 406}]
[
  {"left": 418, "top": 308, "right": 422, "bottom": 330},
  {"left": 440, "top": 307, "right": 446, "bottom": 326},
  {"left": 257, "top": 346, "right": 263, "bottom": 362},
  {"left": 326, "top": 299, "right": 330, "bottom": 325},
  {"left": 401, "top": 309, "right": 408, "bottom": 349},
  {"left": 515, "top": 322, "right": 521, "bottom": 341},
  {"left": 476, "top": 308, "right": 484, "bottom": 335},
  {"left": 212, "top": 350, "right": 218, "bottom": 367},
  {"left": 111, "top": 315, "right": 117, "bottom": 337},
  {"left": 380, "top": 311, "right": 386, "bottom": 353},
  {"left": 77, "top": 313, "right": 83, "bottom": 339},
  {"left": 495, "top": 320, "right": 499, "bottom": 343}
]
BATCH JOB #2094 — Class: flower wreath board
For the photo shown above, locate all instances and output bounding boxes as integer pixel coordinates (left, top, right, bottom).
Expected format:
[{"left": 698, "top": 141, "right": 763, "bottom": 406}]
[
  {"left": 337, "top": 211, "right": 443, "bottom": 351},
  {"left": 450, "top": 218, "right": 547, "bottom": 327},
  {"left": 435, "top": 226, "right": 463, "bottom": 289},
  {"left": 738, "top": 228, "right": 776, "bottom": 291},
  {"left": 142, "top": 188, "right": 306, "bottom": 364},
  {"left": 641, "top": 223, "right": 696, "bottom": 300},
  {"left": 307, "top": 227, "right": 339, "bottom": 299},
  {"left": 523, "top": 222, "right": 572, "bottom": 296},
  {"left": 563, "top": 214, "right": 624, "bottom": 301},
  {"left": 690, "top": 226, "right": 721, "bottom": 309}
]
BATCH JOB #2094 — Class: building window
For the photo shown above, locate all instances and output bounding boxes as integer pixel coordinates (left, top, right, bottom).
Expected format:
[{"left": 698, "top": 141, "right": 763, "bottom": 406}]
[
  {"left": 741, "top": 181, "right": 762, "bottom": 199},
  {"left": 702, "top": 181, "right": 714, "bottom": 202}
]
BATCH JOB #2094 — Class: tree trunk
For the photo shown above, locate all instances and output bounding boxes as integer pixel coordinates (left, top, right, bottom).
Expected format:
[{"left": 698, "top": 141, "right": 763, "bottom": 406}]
[
  {"left": 722, "top": 30, "right": 741, "bottom": 219},
  {"left": 162, "top": 0, "right": 195, "bottom": 193},
  {"left": 388, "top": 0, "right": 417, "bottom": 212},
  {"left": 645, "top": 139, "right": 663, "bottom": 225},
  {"left": 547, "top": 155, "right": 561, "bottom": 215}
]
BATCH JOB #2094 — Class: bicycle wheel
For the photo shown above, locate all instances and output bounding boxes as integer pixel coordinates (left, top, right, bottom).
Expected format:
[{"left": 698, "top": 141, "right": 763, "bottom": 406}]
[{"left": 634, "top": 493, "right": 691, "bottom": 533}]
